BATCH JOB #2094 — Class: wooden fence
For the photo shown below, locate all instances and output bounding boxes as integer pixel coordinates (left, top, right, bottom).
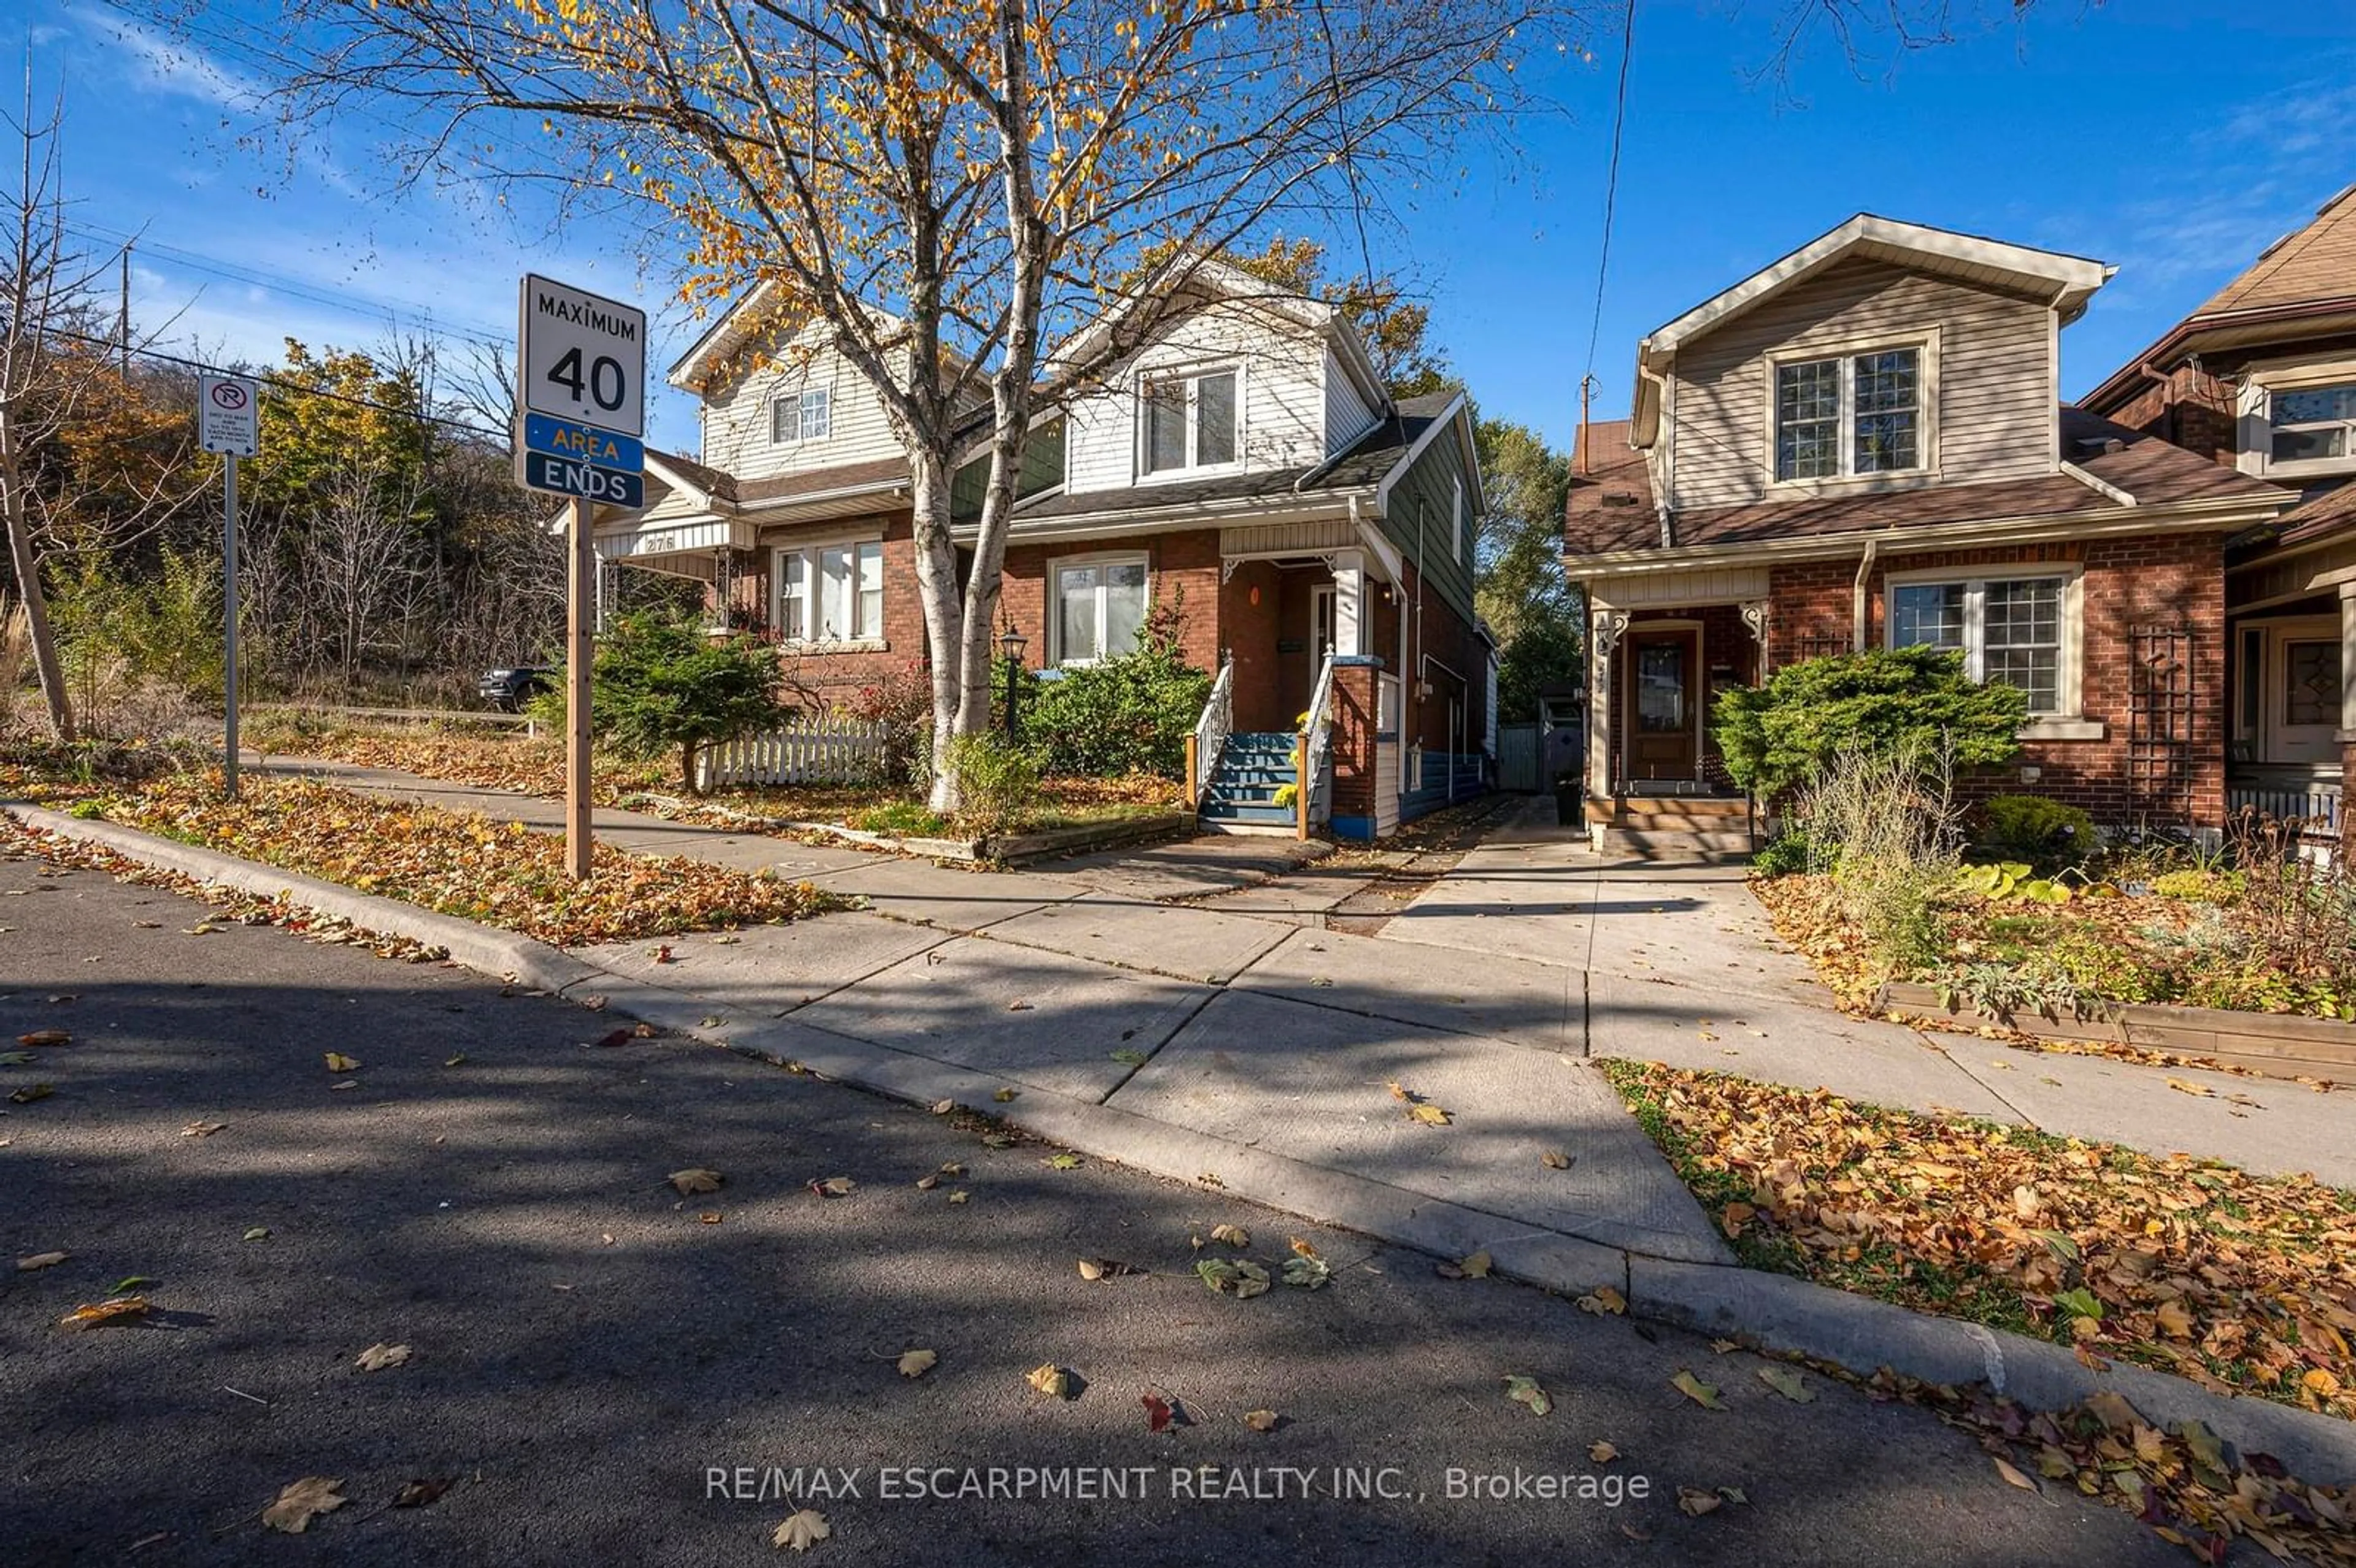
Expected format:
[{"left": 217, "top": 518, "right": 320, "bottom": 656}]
[{"left": 696, "top": 717, "right": 895, "bottom": 789}]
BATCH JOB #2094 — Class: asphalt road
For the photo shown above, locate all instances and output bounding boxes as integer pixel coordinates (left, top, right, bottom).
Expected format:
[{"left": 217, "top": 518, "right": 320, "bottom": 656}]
[{"left": 0, "top": 836, "right": 2184, "bottom": 1567}]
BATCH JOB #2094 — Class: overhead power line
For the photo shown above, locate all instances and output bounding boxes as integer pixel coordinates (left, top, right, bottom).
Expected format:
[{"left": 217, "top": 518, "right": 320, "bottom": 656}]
[
  {"left": 1581, "top": 0, "right": 1638, "bottom": 391},
  {"left": 52, "top": 325, "right": 511, "bottom": 444}
]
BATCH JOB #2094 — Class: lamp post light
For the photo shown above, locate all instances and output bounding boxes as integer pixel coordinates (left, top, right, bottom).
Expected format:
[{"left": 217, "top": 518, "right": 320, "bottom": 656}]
[{"left": 998, "top": 619, "right": 1028, "bottom": 736}]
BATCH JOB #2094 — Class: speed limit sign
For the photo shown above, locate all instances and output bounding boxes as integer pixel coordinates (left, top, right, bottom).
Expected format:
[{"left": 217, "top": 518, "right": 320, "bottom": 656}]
[{"left": 518, "top": 272, "right": 646, "bottom": 439}]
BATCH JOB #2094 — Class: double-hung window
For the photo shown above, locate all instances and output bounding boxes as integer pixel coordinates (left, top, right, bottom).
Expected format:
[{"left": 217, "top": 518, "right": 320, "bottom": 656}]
[
  {"left": 771, "top": 385, "right": 831, "bottom": 445},
  {"left": 1774, "top": 347, "right": 1923, "bottom": 481},
  {"left": 2266, "top": 380, "right": 2356, "bottom": 466},
  {"left": 776, "top": 540, "right": 883, "bottom": 644},
  {"left": 1890, "top": 573, "right": 2068, "bottom": 717},
  {"left": 1050, "top": 555, "right": 1149, "bottom": 665},
  {"left": 1140, "top": 368, "right": 1238, "bottom": 475}
]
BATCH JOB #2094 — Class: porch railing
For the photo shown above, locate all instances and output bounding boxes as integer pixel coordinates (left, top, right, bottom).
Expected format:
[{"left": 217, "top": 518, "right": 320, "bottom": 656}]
[
  {"left": 1301, "top": 651, "right": 1338, "bottom": 830},
  {"left": 1189, "top": 654, "right": 1234, "bottom": 804},
  {"left": 2227, "top": 782, "right": 2343, "bottom": 831}
]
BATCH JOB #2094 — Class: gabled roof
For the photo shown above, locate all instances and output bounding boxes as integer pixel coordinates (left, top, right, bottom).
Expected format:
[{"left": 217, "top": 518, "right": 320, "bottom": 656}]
[
  {"left": 667, "top": 283, "right": 911, "bottom": 393},
  {"left": 1639, "top": 215, "right": 2111, "bottom": 364},
  {"left": 1565, "top": 409, "right": 2290, "bottom": 562},
  {"left": 2196, "top": 183, "right": 2356, "bottom": 317}
]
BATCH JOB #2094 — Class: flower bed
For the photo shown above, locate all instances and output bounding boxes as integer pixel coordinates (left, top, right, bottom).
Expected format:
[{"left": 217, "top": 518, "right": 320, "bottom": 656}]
[
  {"left": 1603, "top": 1061, "right": 2356, "bottom": 1425},
  {"left": 73, "top": 774, "right": 839, "bottom": 948}
]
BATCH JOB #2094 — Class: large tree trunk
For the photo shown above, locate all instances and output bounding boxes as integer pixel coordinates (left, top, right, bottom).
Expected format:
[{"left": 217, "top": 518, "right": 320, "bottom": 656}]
[
  {"left": 0, "top": 420, "right": 74, "bottom": 741},
  {"left": 909, "top": 442, "right": 968, "bottom": 813}
]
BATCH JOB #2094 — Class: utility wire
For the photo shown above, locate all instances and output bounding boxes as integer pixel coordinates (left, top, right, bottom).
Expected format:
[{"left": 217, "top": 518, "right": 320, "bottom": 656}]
[
  {"left": 1580, "top": 0, "right": 1638, "bottom": 390},
  {"left": 49, "top": 325, "right": 512, "bottom": 443}
]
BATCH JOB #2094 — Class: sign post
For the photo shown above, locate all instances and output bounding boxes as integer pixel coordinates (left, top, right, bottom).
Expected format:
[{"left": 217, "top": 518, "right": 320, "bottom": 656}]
[
  {"left": 198, "top": 374, "right": 260, "bottom": 798},
  {"left": 515, "top": 273, "right": 647, "bottom": 881}
]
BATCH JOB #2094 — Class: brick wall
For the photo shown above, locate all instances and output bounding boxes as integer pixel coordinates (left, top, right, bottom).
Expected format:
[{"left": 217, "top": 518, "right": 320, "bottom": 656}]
[
  {"left": 1763, "top": 532, "right": 2230, "bottom": 827},
  {"left": 1329, "top": 661, "right": 1380, "bottom": 820},
  {"left": 714, "top": 512, "right": 932, "bottom": 709},
  {"left": 997, "top": 528, "right": 1224, "bottom": 678},
  {"left": 1222, "top": 559, "right": 1286, "bottom": 732},
  {"left": 1401, "top": 557, "right": 1490, "bottom": 755},
  {"left": 2096, "top": 366, "right": 2236, "bottom": 466}
]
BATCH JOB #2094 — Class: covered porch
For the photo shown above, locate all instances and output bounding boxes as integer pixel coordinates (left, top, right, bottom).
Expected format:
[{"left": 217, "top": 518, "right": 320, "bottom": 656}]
[
  {"left": 1582, "top": 569, "right": 1772, "bottom": 832},
  {"left": 2224, "top": 526, "right": 2356, "bottom": 839}
]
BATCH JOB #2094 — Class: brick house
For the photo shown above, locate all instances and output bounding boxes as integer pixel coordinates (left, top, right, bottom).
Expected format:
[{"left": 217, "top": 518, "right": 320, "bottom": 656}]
[
  {"left": 2076, "top": 185, "right": 2356, "bottom": 838},
  {"left": 588, "top": 263, "right": 1494, "bottom": 840},
  {"left": 1563, "top": 215, "right": 2293, "bottom": 850}
]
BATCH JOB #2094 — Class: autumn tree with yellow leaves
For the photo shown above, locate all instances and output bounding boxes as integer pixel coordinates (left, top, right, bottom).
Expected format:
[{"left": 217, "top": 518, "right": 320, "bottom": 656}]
[{"left": 220, "top": 0, "right": 1578, "bottom": 805}]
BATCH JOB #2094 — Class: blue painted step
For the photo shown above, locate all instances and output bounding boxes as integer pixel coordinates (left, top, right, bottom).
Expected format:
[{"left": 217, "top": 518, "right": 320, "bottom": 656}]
[{"left": 1199, "top": 731, "right": 1300, "bottom": 826}]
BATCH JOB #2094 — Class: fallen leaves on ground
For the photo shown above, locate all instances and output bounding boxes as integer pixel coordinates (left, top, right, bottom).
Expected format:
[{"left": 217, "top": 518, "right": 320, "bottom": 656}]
[
  {"left": 1196, "top": 1259, "right": 1271, "bottom": 1299},
  {"left": 896, "top": 1349, "right": 936, "bottom": 1378},
  {"left": 323, "top": 1053, "right": 361, "bottom": 1074},
  {"left": 1244, "top": 1409, "right": 1280, "bottom": 1432},
  {"left": 669, "top": 1169, "right": 724, "bottom": 1197},
  {"left": 772, "top": 1508, "right": 830, "bottom": 1552},
  {"left": 16, "top": 1029, "right": 69, "bottom": 1047},
  {"left": 262, "top": 1477, "right": 347, "bottom": 1534},
  {"left": 1576, "top": 1285, "right": 1626, "bottom": 1316},
  {"left": 1436, "top": 1250, "right": 1492, "bottom": 1281},
  {"left": 1208, "top": 1223, "right": 1249, "bottom": 1249},
  {"left": 354, "top": 1343, "right": 410, "bottom": 1372},
  {"left": 17, "top": 1251, "right": 66, "bottom": 1271},
  {"left": 1588, "top": 1441, "right": 1619, "bottom": 1464},
  {"left": 1541, "top": 1148, "right": 1573, "bottom": 1170},
  {"left": 806, "top": 1176, "right": 855, "bottom": 1199},
  {"left": 1280, "top": 1254, "right": 1331, "bottom": 1289},
  {"left": 1025, "top": 1364, "right": 1074, "bottom": 1399},
  {"left": 1671, "top": 1370, "right": 1725, "bottom": 1410},
  {"left": 1142, "top": 1392, "right": 1184, "bottom": 1432},
  {"left": 59, "top": 1296, "right": 148, "bottom": 1329},
  {"left": 182, "top": 1120, "right": 225, "bottom": 1137},
  {"left": 393, "top": 1478, "right": 456, "bottom": 1508},
  {"left": 1757, "top": 1366, "right": 1814, "bottom": 1403},
  {"left": 1502, "top": 1374, "right": 1552, "bottom": 1416},
  {"left": 79, "top": 776, "right": 840, "bottom": 948},
  {"left": 1603, "top": 1060, "right": 2356, "bottom": 1423}
]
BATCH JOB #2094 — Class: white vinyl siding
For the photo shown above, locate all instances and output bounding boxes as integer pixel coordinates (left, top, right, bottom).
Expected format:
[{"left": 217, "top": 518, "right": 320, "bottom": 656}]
[
  {"left": 1062, "top": 300, "right": 1326, "bottom": 494},
  {"left": 1323, "top": 343, "right": 1380, "bottom": 456},
  {"left": 1669, "top": 256, "right": 2053, "bottom": 510},
  {"left": 697, "top": 329, "right": 905, "bottom": 481},
  {"left": 775, "top": 539, "right": 884, "bottom": 645}
]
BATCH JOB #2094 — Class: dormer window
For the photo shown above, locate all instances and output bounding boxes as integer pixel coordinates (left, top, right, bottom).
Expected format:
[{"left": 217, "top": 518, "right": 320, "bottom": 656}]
[
  {"left": 1141, "top": 368, "right": 1238, "bottom": 475},
  {"left": 1774, "top": 347, "right": 1923, "bottom": 481},
  {"left": 2268, "top": 381, "right": 2356, "bottom": 464},
  {"left": 771, "top": 386, "right": 831, "bottom": 444}
]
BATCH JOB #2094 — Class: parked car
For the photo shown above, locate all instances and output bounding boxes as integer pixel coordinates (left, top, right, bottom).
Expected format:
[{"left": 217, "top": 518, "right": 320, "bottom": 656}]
[{"left": 479, "top": 666, "right": 555, "bottom": 712}]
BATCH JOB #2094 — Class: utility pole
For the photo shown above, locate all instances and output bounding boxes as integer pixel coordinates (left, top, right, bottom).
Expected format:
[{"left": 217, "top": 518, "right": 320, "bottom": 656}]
[{"left": 1578, "top": 374, "right": 1595, "bottom": 476}]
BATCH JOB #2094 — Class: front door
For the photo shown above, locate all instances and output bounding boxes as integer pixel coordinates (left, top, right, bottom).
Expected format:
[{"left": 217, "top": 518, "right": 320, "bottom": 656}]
[{"left": 1625, "top": 627, "right": 1699, "bottom": 784}]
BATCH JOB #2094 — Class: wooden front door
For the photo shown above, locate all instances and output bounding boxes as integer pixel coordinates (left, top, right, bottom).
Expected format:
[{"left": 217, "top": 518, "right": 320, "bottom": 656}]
[{"left": 1624, "top": 628, "right": 1699, "bottom": 783}]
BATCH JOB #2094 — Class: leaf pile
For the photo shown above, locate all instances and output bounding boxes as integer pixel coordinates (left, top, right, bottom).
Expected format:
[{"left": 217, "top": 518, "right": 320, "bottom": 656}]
[
  {"left": 82, "top": 776, "right": 841, "bottom": 948},
  {"left": 1603, "top": 1061, "right": 2356, "bottom": 1423}
]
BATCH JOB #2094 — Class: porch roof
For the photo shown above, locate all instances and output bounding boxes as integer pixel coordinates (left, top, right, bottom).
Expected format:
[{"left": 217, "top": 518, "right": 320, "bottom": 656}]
[{"left": 1566, "top": 409, "right": 2290, "bottom": 561}]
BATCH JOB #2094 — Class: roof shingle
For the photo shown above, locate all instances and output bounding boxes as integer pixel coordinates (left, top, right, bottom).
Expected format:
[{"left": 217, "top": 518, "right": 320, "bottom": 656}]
[{"left": 2194, "top": 185, "right": 2356, "bottom": 318}]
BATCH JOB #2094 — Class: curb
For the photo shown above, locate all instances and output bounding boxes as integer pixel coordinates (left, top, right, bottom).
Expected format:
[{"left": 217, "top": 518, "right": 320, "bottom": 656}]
[{"left": 12, "top": 801, "right": 2352, "bottom": 1484}]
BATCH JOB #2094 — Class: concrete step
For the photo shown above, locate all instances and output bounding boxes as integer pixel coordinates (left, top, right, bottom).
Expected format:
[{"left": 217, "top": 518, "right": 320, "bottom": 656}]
[{"left": 1598, "top": 826, "right": 1757, "bottom": 857}]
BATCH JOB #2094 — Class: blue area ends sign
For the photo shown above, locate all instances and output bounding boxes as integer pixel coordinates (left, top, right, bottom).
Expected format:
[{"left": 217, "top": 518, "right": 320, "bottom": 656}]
[
  {"left": 523, "top": 413, "right": 644, "bottom": 473},
  {"left": 524, "top": 452, "right": 645, "bottom": 509}
]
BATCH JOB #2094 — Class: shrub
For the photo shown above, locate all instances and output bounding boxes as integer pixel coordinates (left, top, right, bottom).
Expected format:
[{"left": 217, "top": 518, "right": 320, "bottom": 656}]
[
  {"left": 586, "top": 609, "right": 781, "bottom": 794},
  {"left": 1973, "top": 794, "right": 2095, "bottom": 875},
  {"left": 1020, "top": 610, "right": 1209, "bottom": 779},
  {"left": 2151, "top": 867, "right": 2238, "bottom": 904},
  {"left": 1714, "top": 646, "right": 2026, "bottom": 802},
  {"left": 945, "top": 730, "right": 1039, "bottom": 837},
  {"left": 844, "top": 659, "right": 934, "bottom": 789},
  {"left": 1751, "top": 830, "right": 1814, "bottom": 878}
]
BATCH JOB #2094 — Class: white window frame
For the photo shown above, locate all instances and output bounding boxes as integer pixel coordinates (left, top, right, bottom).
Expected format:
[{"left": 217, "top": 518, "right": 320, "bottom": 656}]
[
  {"left": 1047, "top": 550, "right": 1150, "bottom": 667},
  {"left": 1883, "top": 564, "right": 2090, "bottom": 731},
  {"left": 771, "top": 534, "right": 885, "bottom": 649},
  {"left": 2251, "top": 366, "right": 2356, "bottom": 480},
  {"left": 1764, "top": 334, "right": 1938, "bottom": 489},
  {"left": 1135, "top": 362, "right": 1244, "bottom": 481},
  {"left": 771, "top": 384, "right": 832, "bottom": 445}
]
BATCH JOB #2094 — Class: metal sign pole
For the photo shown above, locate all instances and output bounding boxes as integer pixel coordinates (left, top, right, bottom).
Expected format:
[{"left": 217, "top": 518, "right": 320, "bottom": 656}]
[
  {"left": 223, "top": 453, "right": 241, "bottom": 799},
  {"left": 566, "top": 493, "right": 594, "bottom": 879}
]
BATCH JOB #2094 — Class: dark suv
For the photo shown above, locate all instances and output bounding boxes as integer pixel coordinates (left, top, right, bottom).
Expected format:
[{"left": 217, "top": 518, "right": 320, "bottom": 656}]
[{"left": 478, "top": 666, "right": 555, "bottom": 712}]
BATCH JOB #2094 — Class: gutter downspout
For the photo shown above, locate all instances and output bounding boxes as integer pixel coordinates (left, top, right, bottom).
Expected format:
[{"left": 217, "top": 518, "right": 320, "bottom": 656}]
[{"left": 1852, "top": 539, "right": 1878, "bottom": 653}]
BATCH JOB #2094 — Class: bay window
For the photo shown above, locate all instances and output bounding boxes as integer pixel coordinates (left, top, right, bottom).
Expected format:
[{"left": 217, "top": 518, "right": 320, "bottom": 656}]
[
  {"left": 1774, "top": 346, "right": 1924, "bottom": 481},
  {"left": 776, "top": 540, "right": 884, "bottom": 645},
  {"left": 1050, "top": 554, "right": 1149, "bottom": 665},
  {"left": 1141, "top": 367, "right": 1239, "bottom": 475},
  {"left": 1889, "top": 572, "right": 2071, "bottom": 717}
]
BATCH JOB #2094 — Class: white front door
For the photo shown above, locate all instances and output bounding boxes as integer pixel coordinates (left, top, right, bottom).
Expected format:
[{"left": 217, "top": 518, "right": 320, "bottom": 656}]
[{"left": 2262, "top": 617, "right": 2342, "bottom": 764}]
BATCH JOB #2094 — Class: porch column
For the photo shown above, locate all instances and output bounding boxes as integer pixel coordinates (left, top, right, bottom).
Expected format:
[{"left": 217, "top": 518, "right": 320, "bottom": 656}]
[
  {"left": 1587, "top": 607, "right": 1628, "bottom": 808},
  {"left": 1331, "top": 548, "right": 1368, "bottom": 657}
]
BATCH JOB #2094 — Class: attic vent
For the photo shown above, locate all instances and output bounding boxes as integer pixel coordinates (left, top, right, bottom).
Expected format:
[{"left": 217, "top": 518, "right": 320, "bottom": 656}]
[
  {"left": 2074, "top": 437, "right": 2125, "bottom": 457},
  {"left": 1600, "top": 492, "right": 1641, "bottom": 507},
  {"left": 2320, "top": 182, "right": 2356, "bottom": 217}
]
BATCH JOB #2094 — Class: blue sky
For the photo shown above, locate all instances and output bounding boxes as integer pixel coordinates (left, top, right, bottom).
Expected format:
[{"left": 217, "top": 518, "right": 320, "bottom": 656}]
[{"left": 30, "top": 0, "right": 2356, "bottom": 456}]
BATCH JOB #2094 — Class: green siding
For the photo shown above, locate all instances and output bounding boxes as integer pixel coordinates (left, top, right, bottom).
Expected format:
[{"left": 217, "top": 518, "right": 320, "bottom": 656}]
[
  {"left": 1373, "top": 411, "right": 1480, "bottom": 626},
  {"left": 951, "top": 416, "right": 1066, "bottom": 522}
]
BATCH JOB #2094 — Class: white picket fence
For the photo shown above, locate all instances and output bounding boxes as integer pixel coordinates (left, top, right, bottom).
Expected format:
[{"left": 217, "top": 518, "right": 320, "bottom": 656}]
[{"left": 696, "top": 716, "right": 896, "bottom": 789}]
